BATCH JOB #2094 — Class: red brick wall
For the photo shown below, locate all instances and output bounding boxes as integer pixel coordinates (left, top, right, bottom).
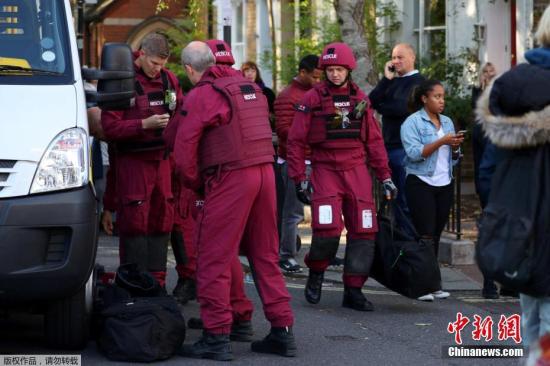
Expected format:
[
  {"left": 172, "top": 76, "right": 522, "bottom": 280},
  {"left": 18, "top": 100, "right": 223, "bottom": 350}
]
[{"left": 86, "top": 0, "right": 188, "bottom": 66}]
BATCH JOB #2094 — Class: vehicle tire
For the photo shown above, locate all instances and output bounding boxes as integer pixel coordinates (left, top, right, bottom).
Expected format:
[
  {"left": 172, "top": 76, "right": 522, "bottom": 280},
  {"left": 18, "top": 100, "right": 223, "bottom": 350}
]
[{"left": 45, "top": 271, "right": 94, "bottom": 349}]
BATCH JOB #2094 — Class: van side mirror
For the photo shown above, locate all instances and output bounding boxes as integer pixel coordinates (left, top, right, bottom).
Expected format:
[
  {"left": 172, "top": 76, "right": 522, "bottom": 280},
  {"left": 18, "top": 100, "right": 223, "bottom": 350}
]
[{"left": 82, "top": 43, "right": 135, "bottom": 110}]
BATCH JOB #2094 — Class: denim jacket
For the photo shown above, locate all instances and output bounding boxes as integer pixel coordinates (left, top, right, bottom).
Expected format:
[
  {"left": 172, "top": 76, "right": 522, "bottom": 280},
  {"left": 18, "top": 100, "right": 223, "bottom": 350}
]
[{"left": 400, "top": 108, "right": 458, "bottom": 178}]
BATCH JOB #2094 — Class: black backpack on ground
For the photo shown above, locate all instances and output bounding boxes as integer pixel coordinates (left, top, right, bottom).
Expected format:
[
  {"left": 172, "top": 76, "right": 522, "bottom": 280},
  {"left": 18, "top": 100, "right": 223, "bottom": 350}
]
[
  {"left": 95, "top": 264, "right": 186, "bottom": 362},
  {"left": 476, "top": 145, "right": 550, "bottom": 297},
  {"left": 371, "top": 203, "right": 441, "bottom": 299}
]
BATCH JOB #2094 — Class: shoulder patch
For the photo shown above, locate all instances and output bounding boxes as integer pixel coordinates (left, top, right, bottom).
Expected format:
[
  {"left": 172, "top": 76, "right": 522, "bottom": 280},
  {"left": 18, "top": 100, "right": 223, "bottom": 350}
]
[{"left": 294, "top": 103, "right": 310, "bottom": 113}]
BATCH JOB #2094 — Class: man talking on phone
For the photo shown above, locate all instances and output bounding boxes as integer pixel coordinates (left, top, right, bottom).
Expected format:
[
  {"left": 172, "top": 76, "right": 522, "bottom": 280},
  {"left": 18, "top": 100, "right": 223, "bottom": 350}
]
[{"left": 369, "top": 43, "right": 424, "bottom": 234}]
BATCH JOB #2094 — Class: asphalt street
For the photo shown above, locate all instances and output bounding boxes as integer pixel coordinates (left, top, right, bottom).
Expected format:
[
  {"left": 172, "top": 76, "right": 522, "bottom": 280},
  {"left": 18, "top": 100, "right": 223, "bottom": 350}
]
[{"left": 0, "top": 234, "right": 525, "bottom": 366}]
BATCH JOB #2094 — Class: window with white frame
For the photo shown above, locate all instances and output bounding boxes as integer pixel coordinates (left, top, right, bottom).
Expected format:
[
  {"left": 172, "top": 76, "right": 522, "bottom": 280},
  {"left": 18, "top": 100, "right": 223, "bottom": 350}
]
[
  {"left": 232, "top": 0, "right": 245, "bottom": 67},
  {"left": 413, "top": 0, "right": 446, "bottom": 64}
]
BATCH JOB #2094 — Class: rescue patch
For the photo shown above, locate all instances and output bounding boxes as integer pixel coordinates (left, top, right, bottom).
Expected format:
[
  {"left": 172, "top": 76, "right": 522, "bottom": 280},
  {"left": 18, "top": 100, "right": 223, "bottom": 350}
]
[
  {"left": 239, "top": 84, "right": 257, "bottom": 101},
  {"left": 332, "top": 94, "right": 351, "bottom": 108},
  {"left": 294, "top": 103, "right": 310, "bottom": 113}
]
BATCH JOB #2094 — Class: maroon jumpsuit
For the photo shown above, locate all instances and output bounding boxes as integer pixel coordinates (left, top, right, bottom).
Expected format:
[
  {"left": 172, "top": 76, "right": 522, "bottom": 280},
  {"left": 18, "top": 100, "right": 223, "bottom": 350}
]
[
  {"left": 173, "top": 65, "right": 293, "bottom": 334},
  {"left": 101, "top": 57, "right": 183, "bottom": 287},
  {"left": 287, "top": 80, "right": 391, "bottom": 288}
]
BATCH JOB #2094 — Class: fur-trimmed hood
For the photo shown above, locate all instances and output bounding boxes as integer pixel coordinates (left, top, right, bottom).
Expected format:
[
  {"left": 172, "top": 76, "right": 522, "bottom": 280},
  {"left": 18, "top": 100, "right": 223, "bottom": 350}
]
[{"left": 476, "top": 64, "right": 550, "bottom": 149}]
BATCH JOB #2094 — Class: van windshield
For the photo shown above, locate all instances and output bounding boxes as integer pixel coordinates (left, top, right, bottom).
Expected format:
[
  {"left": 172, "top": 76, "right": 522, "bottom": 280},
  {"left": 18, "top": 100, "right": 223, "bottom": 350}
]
[{"left": 0, "top": 0, "right": 73, "bottom": 84}]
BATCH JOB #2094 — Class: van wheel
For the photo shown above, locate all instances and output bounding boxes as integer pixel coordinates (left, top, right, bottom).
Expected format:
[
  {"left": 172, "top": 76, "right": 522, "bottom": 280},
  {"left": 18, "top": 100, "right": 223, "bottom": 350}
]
[{"left": 45, "top": 271, "right": 93, "bottom": 349}]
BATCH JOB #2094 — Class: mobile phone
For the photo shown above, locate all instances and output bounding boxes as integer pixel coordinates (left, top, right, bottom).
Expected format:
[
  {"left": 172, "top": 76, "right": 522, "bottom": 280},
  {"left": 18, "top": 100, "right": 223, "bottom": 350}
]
[
  {"left": 456, "top": 130, "right": 468, "bottom": 135},
  {"left": 388, "top": 65, "right": 396, "bottom": 73}
]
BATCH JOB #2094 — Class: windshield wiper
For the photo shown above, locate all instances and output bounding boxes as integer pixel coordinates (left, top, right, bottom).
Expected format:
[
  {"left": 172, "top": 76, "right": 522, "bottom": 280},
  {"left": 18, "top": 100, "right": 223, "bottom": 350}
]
[{"left": 0, "top": 65, "right": 62, "bottom": 75}]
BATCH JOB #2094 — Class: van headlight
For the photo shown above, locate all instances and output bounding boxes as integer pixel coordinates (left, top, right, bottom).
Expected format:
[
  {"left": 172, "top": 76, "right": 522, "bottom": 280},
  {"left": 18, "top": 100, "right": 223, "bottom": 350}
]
[{"left": 30, "top": 128, "right": 89, "bottom": 194}]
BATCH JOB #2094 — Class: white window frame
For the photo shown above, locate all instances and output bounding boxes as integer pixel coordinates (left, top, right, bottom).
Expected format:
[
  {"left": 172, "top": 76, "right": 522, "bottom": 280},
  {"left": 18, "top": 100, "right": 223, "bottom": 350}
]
[{"left": 412, "top": 0, "right": 446, "bottom": 62}]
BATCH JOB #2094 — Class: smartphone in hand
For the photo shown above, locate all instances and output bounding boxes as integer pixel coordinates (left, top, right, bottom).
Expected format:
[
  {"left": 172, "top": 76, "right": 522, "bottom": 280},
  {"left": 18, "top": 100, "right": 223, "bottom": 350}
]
[
  {"left": 456, "top": 130, "right": 468, "bottom": 136},
  {"left": 388, "top": 65, "right": 396, "bottom": 73}
]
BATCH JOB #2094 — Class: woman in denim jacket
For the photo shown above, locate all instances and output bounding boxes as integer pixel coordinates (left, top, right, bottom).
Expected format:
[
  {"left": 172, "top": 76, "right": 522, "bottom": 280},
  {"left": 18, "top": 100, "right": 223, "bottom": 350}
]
[{"left": 400, "top": 79, "right": 464, "bottom": 301}]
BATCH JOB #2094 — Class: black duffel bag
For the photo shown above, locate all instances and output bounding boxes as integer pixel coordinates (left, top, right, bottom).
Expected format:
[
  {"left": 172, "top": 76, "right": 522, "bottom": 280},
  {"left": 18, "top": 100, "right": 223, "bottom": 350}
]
[
  {"left": 476, "top": 145, "right": 550, "bottom": 297},
  {"left": 96, "top": 264, "right": 186, "bottom": 362},
  {"left": 371, "top": 203, "right": 441, "bottom": 299},
  {"left": 98, "top": 295, "right": 186, "bottom": 362}
]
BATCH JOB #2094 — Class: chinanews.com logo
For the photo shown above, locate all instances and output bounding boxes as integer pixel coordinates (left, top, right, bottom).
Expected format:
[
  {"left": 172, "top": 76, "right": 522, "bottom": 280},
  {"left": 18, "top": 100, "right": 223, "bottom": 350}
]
[{"left": 443, "top": 312, "right": 524, "bottom": 358}]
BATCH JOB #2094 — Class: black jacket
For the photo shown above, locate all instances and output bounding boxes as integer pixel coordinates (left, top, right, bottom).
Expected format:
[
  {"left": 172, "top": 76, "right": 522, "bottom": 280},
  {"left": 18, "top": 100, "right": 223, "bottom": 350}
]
[{"left": 369, "top": 73, "right": 425, "bottom": 149}]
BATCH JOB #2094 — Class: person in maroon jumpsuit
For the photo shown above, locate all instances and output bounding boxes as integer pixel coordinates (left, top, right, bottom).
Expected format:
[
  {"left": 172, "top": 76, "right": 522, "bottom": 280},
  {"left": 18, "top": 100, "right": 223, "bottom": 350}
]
[
  {"left": 164, "top": 40, "right": 255, "bottom": 341},
  {"left": 101, "top": 33, "right": 184, "bottom": 287},
  {"left": 287, "top": 42, "right": 398, "bottom": 311},
  {"left": 173, "top": 41, "right": 296, "bottom": 361}
]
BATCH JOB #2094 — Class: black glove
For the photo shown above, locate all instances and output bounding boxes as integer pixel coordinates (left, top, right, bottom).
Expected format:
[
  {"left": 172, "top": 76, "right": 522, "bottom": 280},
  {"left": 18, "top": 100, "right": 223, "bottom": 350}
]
[
  {"left": 382, "top": 178, "right": 398, "bottom": 200},
  {"left": 295, "top": 180, "right": 312, "bottom": 205}
]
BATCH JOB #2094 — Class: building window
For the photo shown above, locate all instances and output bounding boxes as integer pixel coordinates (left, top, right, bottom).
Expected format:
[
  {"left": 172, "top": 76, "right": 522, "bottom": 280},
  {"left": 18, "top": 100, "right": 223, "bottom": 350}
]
[
  {"left": 413, "top": 0, "right": 446, "bottom": 64},
  {"left": 232, "top": 0, "right": 245, "bottom": 66}
]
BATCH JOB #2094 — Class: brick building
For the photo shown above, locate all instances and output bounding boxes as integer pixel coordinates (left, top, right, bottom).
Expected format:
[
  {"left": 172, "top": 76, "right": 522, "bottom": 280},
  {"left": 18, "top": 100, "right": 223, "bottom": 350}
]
[{"left": 82, "top": 0, "right": 190, "bottom": 67}]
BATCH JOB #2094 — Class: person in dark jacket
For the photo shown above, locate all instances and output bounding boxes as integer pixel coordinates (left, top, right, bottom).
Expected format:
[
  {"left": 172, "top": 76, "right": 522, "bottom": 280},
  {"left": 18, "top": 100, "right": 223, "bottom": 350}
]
[
  {"left": 369, "top": 43, "right": 425, "bottom": 235},
  {"left": 471, "top": 62, "right": 500, "bottom": 299},
  {"left": 274, "top": 54, "right": 322, "bottom": 273},
  {"left": 476, "top": 5, "right": 550, "bottom": 349}
]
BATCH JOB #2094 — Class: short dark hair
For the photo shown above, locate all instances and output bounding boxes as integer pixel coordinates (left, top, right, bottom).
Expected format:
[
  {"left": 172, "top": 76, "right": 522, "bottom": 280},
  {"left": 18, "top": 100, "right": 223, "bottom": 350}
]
[
  {"left": 408, "top": 79, "right": 443, "bottom": 112},
  {"left": 298, "top": 55, "right": 319, "bottom": 73},
  {"left": 140, "top": 33, "right": 170, "bottom": 58}
]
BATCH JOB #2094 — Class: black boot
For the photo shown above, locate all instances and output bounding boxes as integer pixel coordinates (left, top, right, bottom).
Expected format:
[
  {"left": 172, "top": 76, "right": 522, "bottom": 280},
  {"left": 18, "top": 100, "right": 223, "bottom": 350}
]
[
  {"left": 481, "top": 278, "right": 499, "bottom": 299},
  {"left": 179, "top": 332, "right": 233, "bottom": 361},
  {"left": 251, "top": 327, "right": 297, "bottom": 357},
  {"left": 230, "top": 320, "right": 253, "bottom": 342},
  {"left": 305, "top": 271, "right": 324, "bottom": 304},
  {"left": 173, "top": 278, "right": 197, "bottom": 305},
  {"left": 342, "top": 287, "right": 374, "bottom": 311}
]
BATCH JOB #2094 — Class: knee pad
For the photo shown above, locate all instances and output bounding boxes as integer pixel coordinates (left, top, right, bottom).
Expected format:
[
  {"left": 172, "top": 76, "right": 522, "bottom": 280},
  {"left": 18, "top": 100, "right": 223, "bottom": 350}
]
[
  {"left": 344, "top": 239, "right": 375, "bottom": 275},
  {"left": 308, "top": 236, "right": 340, "bottom": 261}
]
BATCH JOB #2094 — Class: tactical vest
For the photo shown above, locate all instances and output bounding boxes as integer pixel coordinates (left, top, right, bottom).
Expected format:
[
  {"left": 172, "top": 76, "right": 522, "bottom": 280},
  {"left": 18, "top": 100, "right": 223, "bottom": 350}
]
[
  {"left": 117, "top": 70, "right": 177, "bottom": 154},
  {"left": 307, "top": 83, "right": 367, "bottom": 148},
  {"left": 198, "top": 76, "right": 274, "bottom": 172}
]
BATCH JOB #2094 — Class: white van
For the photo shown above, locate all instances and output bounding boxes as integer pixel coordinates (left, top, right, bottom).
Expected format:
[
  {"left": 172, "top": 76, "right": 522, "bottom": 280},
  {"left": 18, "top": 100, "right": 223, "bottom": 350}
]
[{"left": 0, "top": 0, "right": 133, "bottom": 349}]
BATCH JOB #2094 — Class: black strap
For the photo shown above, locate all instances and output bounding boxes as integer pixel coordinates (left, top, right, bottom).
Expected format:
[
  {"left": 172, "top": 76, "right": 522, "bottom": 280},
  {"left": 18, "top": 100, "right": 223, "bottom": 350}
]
[{"left": 135, "top": 70, "right": 172, "bottom": 96}]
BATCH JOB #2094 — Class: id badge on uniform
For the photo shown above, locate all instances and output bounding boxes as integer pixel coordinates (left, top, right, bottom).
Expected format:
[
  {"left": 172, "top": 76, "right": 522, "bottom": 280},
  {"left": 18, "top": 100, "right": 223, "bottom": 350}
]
[{"left": 165, "top": 89, "right": 177, "bottom": 111}]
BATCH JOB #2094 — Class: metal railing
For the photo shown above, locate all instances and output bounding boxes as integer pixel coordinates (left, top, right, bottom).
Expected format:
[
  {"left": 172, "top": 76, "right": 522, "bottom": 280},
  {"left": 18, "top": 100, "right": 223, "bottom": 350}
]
[{"left": 445, "top": 160, "right": 463, "bottom": 240}]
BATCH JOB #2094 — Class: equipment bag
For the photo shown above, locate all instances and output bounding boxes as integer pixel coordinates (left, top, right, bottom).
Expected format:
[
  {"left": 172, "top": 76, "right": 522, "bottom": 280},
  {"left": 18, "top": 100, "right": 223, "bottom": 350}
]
[
  {"left": 371, "top": 203, "right": 441, "bottom": 299},
  {"left": 476, "top": 145, "right": 550, "bottom": 297},
  {"left": 98, "top": 295, "right": 186, "bottom": 362}
]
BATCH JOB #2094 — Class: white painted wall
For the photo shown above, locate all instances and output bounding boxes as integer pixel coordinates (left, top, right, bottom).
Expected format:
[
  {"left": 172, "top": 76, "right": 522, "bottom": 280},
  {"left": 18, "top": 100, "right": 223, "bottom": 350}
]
[
  {"left": 483, "top": 0, "right": 511, "bottom": 73},
  {"left": 256, "top": 0, "right": 273, "bottom": 88}
]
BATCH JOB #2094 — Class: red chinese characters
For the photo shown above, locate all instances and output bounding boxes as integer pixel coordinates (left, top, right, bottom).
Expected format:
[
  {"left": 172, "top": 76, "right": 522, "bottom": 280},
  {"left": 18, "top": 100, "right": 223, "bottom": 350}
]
[
  {"left": 472, "top": 315, "right": 494, "bottom": 342},
  {"left": 448, "top": 313, "right": 522, "bottom": 345},
  {"left": 448, "top": 312, "right": 470, "bottom": 345},
  {"left": 497, "top": 314, "right": 522, "bottom": 344}
]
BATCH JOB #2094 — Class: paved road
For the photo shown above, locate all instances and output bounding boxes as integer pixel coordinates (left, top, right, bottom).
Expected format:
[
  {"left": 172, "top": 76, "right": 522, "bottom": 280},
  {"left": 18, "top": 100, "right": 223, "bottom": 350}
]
[{"left": 0, "top": 235, "right": 525, "bottom": 365}]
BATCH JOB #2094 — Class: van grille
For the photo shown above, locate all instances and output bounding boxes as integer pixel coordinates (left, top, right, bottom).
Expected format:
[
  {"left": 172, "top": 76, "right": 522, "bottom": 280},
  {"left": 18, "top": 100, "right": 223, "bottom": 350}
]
[{"left": 0, "top": 160, "right": 16, "bottom": 169}]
